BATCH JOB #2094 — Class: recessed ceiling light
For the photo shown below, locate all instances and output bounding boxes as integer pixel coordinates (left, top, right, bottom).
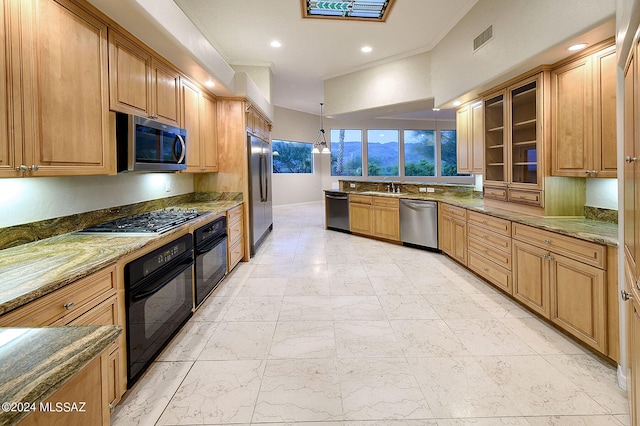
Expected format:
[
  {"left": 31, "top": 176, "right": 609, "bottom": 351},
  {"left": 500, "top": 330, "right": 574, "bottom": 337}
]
[
  {"left": 270, "top": 40, "right": 282, "bottom": 48},
  {"left": 205, "top": 80, "right": 215, "bottom": 87},
  {"left": 453, "top": 101, "right": 461, "bottom": 107},
  {"left": 361, "top": 46, "right": 372, "bottom": 53},
  {"left": 432, "top": 108, "right": 440, "bottom": 112},
  {"left": 567, "top": 43, "right": 588, "bottom": 51}
]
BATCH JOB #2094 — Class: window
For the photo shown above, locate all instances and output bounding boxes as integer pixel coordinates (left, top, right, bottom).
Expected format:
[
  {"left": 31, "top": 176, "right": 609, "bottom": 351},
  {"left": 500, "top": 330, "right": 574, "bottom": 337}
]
[
  {"left": 330, "top": 129, "right": 363, "bottom": 176},
  {"left": 404, "top": 130, "right": 435, "bottom": 176},
  {"left": 440, "top": 129, "right": 468, "bottom": 176},
  {"left": 272, "top": 140, "right": 313, "bottom": 173},
  {"left": 367, "top": 129, "right": 399, "bottom": 176},
  {"left": 328, "top": 117, "right": 473, "bottom": 183}
]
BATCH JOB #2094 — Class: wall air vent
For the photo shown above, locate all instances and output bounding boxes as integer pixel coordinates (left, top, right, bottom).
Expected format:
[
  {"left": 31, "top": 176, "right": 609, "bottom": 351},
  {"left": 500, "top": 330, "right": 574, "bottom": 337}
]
[{"left": 473, "top": 25, "right": 493, "bottom": 51}]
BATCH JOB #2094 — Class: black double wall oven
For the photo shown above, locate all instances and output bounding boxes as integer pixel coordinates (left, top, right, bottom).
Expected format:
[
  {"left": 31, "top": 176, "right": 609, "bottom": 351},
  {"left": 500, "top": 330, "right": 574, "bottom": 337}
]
[
  {"left": 79, "top": 209, "right": 230, "bottom": 387},
  {"left": 125, "top": 233, "right": 194, "bottom": 386},
  {"left": 193, "top": 215, "right": 228, "bottom": 308}
]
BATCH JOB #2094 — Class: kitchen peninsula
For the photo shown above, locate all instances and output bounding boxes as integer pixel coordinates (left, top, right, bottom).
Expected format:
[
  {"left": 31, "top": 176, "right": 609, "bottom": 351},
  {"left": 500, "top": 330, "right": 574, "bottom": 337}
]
[{"left": 327, "top": 179, "right": 619, "bottom": 362}]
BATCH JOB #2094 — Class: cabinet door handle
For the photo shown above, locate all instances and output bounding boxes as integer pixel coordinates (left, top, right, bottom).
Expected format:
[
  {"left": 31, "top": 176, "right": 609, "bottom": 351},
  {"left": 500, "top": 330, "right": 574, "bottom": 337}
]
[
  {"left": 621, "top": 290, "right": 634, "bottom": 301},
  {"left": 544, "top": 239, "right": 551, "bottom": 244},
  {"left": 29, "top": 165, "right": 39, "bottom": 172},
  {"left": 483, "top": 267, "right": 489, "bottom": 272},
  {"left": 16, "top": 165, "right": 28, "bottom": 172},
  {"left": 63, "top": 301, "right": 75, "bottom": 310},
  {"left": 626, "top": 155, "right": 638, "bottom": 163}
]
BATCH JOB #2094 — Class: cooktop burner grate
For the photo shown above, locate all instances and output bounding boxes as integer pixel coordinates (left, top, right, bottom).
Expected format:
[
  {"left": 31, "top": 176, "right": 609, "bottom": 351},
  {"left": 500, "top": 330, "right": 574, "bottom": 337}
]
[{"left": 79, "top": 208, "right": 200, "bottom": 234}]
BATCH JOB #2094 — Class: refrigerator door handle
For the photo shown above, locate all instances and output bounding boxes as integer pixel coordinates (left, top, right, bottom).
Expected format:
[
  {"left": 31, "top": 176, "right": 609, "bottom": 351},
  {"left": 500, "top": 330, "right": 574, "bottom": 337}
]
[
  {"left": 259, "top": 153, "right": 268, "bottom": 202},
  {"left": 263, "top": 154, "right": 269, "bottom": 202}
]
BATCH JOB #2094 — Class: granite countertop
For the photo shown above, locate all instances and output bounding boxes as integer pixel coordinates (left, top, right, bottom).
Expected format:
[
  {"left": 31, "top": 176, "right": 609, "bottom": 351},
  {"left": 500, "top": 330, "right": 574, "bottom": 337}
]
[
  {"left": 0, "top": 325, "right": 121, "bottom": 426},
  {"left": 0, "top": 200, "right": 242, "bottom": 316},
  {"left": 328, "top": 189, "right": 619, "bottom": 247}
]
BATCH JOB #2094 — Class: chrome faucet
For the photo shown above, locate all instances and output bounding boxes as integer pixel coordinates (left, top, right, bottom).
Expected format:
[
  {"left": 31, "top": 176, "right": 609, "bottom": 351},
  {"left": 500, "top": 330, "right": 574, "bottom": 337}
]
[{"left": 390, "top": 182, "right": 396, "bottom": 192}]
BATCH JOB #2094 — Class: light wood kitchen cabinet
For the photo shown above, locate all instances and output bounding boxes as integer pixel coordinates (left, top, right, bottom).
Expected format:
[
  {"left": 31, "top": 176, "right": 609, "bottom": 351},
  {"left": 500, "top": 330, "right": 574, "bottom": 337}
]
[
  {"left": 512, "top": 239, "right": 550, "bottom": 316},
  {"left": 512, "top": 223, "right": 608, "bottom": 353},
  {"left": 439, "top": 203, "right": 467, "bottom": 265},
  {"left": 181, "top": 77, "right": 218, "bottom": 173},
  {"left": 0, "top": 0, "right": 12, "bottom": 177},
  {"left": 371, "top": 197, "right": 400, "bottom": 241},
  {"left": 456, "top": 100, "right": 483, "bottom": 175},
  {"left": 246, "top": 105, "right": 271, "bottom": 141},
  {"left": 227, "top": 204, "right": 245, "bottom": 271},
  {"left": 551, "top": 40, "right": 616, "bottom": 178},
  {"left": 20, "top": 352, "right": 110, "bottom": 426},
  {"left": 0, "top": 265, "right": 125, "bottom": 410},
  {"left": 108, "top": 29, "right": 181, "bottom": 127},
  {"left": 482, "top": 69, "right": 585, "bottom": 216},
  {"left": 349, "top": 195, "right": 399, "bottom": 241},
  {"left": 349, "top": 194, "right": 373, "bottom": 235},
  {"left": 1, "top": 0, "right": 113, "bottom": 177},
  {"left": 630, "top": 299, "right": 640, "bottom": 426},
  {"left": 466, "top": 211, "right": 512, "bottom": 293}
]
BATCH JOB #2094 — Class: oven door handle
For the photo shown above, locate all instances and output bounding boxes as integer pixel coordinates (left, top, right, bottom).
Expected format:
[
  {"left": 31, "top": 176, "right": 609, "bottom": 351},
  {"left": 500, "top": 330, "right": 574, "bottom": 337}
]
[
  {"left": 196, "top": 234, "right": 228, "bottom": 255},
  {"left": 131, "top": 258, "right": 193, "bottom": 302}
]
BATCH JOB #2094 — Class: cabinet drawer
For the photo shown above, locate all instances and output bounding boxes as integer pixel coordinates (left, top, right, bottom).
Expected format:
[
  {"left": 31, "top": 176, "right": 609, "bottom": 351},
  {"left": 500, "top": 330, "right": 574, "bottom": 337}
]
[
  {"left": 512, "top": 223, "right": 605, "bottom": 269},
  {"left": 372, "top": 196, "right": 399, "bottom": 208},
  {"left": 0, "top": 266, "right": 117, "bottom": 327},
  {"left": 468, "top": 251, "right": 512, "bottom": 293},
  {"left": 227, "top": 204, "right": 243, "bottom": 224},
  {"left": 440, "top": 203, "right": 466, "bottom": 220},
  {"left": 468, "top": 237, "right": 512, "bottom": 270},
  {"left": 349, "top": 194, "right": 372, "bottom": 204},
  {"left": 228, "top": 217, "right": 243, "bottom": 244},
  {"left": 467, "top": 223, "right": 512, "bottom": 253},
  {"left": 508, "top": 189, "right": 543, "bottom": 207},
  {"left": 467, "top": 211, "right": 511, "bottom": 236},
  {"left": 228, "top": 239, "right": 244, "bottom": 270},
  {"left": 484, "top": 186, "right": 507, "bottom": 201}
]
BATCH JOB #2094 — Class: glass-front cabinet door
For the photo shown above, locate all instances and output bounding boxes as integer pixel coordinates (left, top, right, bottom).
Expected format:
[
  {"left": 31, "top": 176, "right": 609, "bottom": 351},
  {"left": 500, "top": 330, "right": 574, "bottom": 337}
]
[
  {"left": 509, "top": 76, "right": 540, "bottom": 187},
  {"left": 483, "top": 91, "right": 507, "bottom": 185}
]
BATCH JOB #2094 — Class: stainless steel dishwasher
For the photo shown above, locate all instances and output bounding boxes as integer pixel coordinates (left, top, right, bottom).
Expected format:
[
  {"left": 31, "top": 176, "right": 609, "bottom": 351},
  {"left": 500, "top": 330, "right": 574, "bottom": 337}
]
[
  {"left": 325, "top": 191, "right": 350, "bottom": 232},
  {"left": 400, "top": 199, "right": 438, "bottom": 250}
]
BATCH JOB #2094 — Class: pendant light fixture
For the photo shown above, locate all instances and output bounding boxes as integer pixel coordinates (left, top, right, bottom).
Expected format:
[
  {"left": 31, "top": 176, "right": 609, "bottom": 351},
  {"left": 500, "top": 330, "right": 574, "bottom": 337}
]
[{"left": 312, "top": 102, "right": 331, "bottom": 154}]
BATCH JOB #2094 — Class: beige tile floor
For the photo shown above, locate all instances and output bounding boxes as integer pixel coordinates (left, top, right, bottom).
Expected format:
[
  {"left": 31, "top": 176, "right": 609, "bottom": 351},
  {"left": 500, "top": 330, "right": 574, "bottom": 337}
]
[{"left": 111, "top": 201, "right": 630, "bottom": 426}]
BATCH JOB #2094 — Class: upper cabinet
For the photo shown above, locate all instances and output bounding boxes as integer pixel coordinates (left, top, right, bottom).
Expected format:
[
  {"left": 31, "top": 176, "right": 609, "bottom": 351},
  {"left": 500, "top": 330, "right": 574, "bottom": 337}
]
[
  {"left": 108, "top": 29, "right": 181, "bottom": 127},
  {"left": 246, "top": 105, "right": 271, "bottom": 141},
  {"left": 551, "top": 40, "right": 616, "bottom": 178},
  {"left": 481, "top": 69, "right": 585, "bottom": 216},
  {"left": 483, "top": 73, "right": 545, "bottom": 203},
  {"left": 1, "top": 0, "right": 113, "bottom": 177},
  {"left": 455, "top": 100, "right": 483, "bottom": 175},
  {"left": 181, "top": 77, "right": 218, "bottom": 173}
]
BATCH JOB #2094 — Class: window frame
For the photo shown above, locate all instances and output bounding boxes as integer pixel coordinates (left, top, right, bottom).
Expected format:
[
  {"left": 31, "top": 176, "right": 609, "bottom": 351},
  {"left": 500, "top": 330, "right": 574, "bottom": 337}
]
[
  {"left": 329, "top": 121, "right": 474, "bottom": 184},
  {"left": 271, "top": 139, "right": 314, "bottom": 174}
]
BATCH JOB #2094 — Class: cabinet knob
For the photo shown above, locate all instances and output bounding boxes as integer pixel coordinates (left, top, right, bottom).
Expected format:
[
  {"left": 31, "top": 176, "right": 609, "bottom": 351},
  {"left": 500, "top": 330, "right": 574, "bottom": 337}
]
[
  {"left": 16, "top": 165, "right": 28, "bottom": 172},
  {"left": 483, "top": 267, "right": 489, "bottom": 272},
  {"left": 544, "top": 239, "right": 551, "bottom": 244},
  {"left": 626, "top": 155, "right": 637, "bottom": 163},
  {"left": 63, "top": 301, "right": 75, "bottom": 310},
  {"left": 621, "top": 290, "right": 634, "bottom": 301},
  {"left": 519, "top": 195, "right": 525, "bottom": 199},
  {"left": 29, "top": 165, "right": 39, "bottom": 172}
]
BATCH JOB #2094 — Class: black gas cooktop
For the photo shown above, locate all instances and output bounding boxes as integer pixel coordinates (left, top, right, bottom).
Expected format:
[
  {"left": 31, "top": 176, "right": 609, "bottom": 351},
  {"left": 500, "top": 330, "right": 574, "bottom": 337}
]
[{"left": 78, "top": 208, "right": 200, "bottom": 235}]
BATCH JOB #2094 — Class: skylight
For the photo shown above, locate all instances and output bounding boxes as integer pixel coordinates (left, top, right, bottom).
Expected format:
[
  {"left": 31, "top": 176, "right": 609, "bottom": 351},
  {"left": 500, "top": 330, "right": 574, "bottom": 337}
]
[{"left": 301, "top": 0, "right": 395, "bottom": 22}]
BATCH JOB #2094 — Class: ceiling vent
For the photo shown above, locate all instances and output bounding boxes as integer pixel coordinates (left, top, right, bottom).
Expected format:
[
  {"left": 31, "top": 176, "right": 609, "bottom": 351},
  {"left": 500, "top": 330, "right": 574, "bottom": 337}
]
[{"left": 473, "top": 25, "right": 493, "bottom": 51}]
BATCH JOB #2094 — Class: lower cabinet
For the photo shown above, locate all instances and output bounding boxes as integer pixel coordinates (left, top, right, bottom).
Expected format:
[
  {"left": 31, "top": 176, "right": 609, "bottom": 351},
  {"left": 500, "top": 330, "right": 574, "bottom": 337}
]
[
  {"left": 349, "top": 195, "right": 400, "bottom": 241},
  {"left": 630, "top": 299, "right": 640, "bottom": 426},
  {"left": 466, "top": 211, "right": 512, "bottom": 293},
  {"left": 227, "top": 204, "right": 245, "bottom": 271},
  {"left": 512, "top": 223, "right": 609, "bottom": 354},
  {"left": 0, "top": 265, "right": 124, "bottom": 411},
  {"left": 439, "top": 204, "right": 467, "bottom": 265},
  {"left": 20, "top": 352, "right": 110, "bottom": 426}
]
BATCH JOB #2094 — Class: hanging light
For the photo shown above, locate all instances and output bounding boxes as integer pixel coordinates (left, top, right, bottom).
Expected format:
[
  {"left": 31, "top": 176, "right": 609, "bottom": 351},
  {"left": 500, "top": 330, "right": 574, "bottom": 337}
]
[{"left": 312, "top": 102, "right": 331, "bottom": 154}]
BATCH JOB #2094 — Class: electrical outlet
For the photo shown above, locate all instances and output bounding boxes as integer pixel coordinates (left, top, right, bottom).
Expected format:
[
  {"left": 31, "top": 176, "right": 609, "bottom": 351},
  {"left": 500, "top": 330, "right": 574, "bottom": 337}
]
[
  {"left": 427, "top": 187, "right": 435, "bottom": 193},
  {"left": 349, "top": 183, "right": 356, "bottom": 188},
  {"left": 419, "top": 187, "right": 427, "bottom": 193}
]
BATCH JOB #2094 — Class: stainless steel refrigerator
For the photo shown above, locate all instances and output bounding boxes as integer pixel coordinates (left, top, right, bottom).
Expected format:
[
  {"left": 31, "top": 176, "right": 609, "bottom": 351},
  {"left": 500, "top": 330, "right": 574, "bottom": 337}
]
[{"left": 248, "top": 133, "right": 273, "bottom": 256}]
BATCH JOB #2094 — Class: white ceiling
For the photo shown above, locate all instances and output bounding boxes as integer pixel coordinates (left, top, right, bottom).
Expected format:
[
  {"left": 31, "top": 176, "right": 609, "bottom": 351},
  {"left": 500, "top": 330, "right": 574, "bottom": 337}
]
[{"left": 174, "top": 0, "right": 479, "bottom": 117}]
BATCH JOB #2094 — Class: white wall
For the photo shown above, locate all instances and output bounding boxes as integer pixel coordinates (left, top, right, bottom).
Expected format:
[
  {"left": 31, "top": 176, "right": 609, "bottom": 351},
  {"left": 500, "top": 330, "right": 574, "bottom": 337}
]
[
  {"left": 0, "top": 173, "right": 193, "bottom": 228},
  {"left": 324, "top": 52, "right": 432, "bottom": 117},
  {"left": 431, "top": 0, "right": 616, "bottom": 105}
]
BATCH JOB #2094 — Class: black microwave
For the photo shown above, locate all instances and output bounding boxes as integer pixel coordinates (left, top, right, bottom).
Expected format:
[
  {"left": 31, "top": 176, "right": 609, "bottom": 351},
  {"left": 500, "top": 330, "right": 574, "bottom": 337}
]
[{"left": 116, "top": 113, "right": 187, "bottom": 172}]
